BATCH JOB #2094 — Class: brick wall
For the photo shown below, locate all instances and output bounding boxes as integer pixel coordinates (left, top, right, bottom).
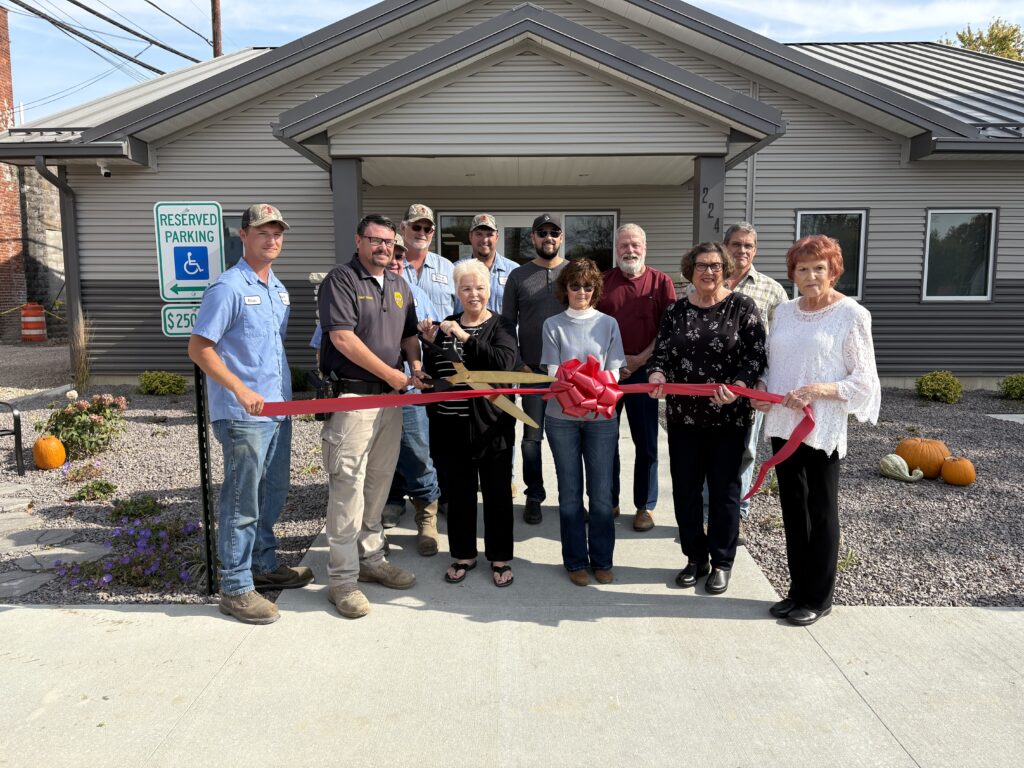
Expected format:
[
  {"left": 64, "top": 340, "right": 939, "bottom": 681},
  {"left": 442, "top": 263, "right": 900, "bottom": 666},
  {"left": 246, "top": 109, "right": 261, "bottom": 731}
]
[{"left": 0, "top": 8, "right": 26, "bottom": 343}]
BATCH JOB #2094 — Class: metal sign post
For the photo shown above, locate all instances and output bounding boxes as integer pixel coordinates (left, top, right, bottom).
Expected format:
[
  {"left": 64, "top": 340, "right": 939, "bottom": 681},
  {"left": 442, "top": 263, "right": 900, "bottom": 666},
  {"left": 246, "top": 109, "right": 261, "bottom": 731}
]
[{"left": 193, "top": 363, "right": 217, "bottom": 595}]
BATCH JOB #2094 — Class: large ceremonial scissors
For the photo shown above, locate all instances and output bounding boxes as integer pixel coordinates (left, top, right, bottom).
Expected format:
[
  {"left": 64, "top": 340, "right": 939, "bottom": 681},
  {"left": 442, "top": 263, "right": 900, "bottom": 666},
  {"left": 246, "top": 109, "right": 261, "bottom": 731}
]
[{"left": 442, "top": 364, "right": 553, "bottom": 428}]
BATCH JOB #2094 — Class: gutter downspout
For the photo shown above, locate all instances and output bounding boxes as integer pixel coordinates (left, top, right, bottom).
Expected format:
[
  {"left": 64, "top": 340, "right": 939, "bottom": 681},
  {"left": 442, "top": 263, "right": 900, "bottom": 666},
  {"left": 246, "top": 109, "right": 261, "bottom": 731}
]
[{"left": 34, "top": 156, "right": 84, "bottom": 379}]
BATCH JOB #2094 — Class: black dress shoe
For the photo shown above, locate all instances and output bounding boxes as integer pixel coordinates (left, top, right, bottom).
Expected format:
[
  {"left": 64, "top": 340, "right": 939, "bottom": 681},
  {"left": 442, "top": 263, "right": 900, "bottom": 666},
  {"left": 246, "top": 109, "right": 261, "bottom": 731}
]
[
  {"left": 674, "top": 561, "right": 711, "bottom": 588},
  {"left": 769, "top": 598, "right": 798, "bottom": 618},
  {"left": 704, "top": 567, "right": 731, "bottom": 594},
  {"left": 786, "top": 605, "right": 832, "bottom": 626}
]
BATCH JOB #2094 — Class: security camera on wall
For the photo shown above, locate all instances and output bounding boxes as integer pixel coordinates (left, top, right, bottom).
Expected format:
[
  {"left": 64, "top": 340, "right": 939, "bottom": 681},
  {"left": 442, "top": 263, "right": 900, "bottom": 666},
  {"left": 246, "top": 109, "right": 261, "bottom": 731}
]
[{"left": 97, "top": 162, "right": 111, "bottom": 178}]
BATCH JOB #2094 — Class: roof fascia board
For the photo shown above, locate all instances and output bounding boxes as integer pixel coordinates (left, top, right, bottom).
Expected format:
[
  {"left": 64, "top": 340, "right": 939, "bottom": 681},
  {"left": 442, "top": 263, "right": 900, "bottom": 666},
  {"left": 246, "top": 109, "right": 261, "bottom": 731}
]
[
  {"left": 620, "top": 0, "right": 980, "bottom": 140},
  {"left": 0, "top": 140, "right": 146, "bottom": 165},
  {"left": 81, "top": 0, "right": 452, "bottom": 144},
  {"left": 275, "top": 4, "right": 784, "bottom": 143},
  {"left": 272, "top": 129, "right": 332, "bottom": 171}
]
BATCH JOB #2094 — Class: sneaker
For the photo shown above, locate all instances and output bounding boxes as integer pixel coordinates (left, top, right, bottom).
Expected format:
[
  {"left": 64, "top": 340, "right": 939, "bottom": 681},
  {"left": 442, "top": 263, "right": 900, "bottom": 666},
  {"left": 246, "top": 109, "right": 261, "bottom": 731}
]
[
  {"left": 524, "top": 499, "right": 543, "bottom": 525},
  {"left": 358, "top": 560, "right": 416, "bottom": 589},
  {"left": 253, "top": 565, "right": 314, "bottom": 591},
  {"left": 381, "top": 503, "right": 405, "bottom": 529},
  {"left": 328, "top": 584, "right": 370, "bottom": 619},
  {"left": 218, "top": 590, "right": 280, "bottom": 625}
]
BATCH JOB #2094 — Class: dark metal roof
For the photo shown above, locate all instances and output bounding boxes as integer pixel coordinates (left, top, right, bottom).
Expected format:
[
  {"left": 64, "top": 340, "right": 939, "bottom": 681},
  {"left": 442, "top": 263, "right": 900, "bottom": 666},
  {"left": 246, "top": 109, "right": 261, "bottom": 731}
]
[
  {"left": 792, "top": 42, "right": 1024, "bottom": 140},
  {"left": 274, "top": 3, "right": 786, "bottom": 143}
]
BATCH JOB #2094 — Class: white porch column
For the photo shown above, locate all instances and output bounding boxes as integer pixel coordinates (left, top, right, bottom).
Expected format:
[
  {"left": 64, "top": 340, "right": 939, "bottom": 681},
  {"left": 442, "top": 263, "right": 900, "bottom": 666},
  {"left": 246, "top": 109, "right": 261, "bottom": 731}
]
[
  {"left": 331, "top": 158, "right": 362, "bottom": 264},
  {"left": 692, "top": 156, "right": 724, "bottom": 243}
]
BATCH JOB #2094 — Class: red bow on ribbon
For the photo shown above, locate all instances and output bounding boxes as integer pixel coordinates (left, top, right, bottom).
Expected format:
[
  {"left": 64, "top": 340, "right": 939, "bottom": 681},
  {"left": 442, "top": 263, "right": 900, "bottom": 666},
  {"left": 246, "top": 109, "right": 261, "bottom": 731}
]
[{"left": 544, "top": 356, "right": 623, "bottom": 419}]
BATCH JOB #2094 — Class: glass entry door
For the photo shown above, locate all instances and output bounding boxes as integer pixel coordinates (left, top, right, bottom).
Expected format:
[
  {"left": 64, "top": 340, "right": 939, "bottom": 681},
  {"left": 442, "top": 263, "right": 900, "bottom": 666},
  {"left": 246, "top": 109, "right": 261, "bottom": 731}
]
[{"left": 438, "top": 211, "right": 617, "bottom": 271}]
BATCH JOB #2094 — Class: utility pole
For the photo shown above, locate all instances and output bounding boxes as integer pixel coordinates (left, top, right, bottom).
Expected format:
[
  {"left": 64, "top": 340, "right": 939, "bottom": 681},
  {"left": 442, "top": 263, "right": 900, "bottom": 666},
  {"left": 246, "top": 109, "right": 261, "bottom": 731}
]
[{"left": 211, "top": 0, "right": 222, "bottom": 57}]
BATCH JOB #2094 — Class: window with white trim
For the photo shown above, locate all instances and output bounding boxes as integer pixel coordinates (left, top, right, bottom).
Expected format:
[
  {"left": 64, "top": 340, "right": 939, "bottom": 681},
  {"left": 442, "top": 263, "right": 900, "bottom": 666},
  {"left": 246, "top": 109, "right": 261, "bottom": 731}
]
[
  {"left": 923, "top": 209, "right": 996, "bottom": 301},
  {"left": 795, "top": 211, "right": 867, "bottom": 299}
]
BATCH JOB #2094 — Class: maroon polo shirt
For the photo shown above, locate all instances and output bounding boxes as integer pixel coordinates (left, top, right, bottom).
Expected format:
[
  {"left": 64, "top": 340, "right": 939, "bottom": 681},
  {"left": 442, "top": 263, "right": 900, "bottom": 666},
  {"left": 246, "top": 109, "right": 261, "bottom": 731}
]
[{"left": 597, "top": 267, "right": 676, "bottom": 355}]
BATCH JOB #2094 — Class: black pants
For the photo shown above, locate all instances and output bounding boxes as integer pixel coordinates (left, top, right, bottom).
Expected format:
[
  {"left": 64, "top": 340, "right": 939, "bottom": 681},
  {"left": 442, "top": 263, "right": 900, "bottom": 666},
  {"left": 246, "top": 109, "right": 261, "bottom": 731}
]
[
  {"left": 772, "top": 438, "right": 841, "bottom": 612},
  {"left": 668, "top": 424, "right": 746, "bottom": 569},
  {"left": 432, "top": 421, "right": 514, "bottom": 563}
]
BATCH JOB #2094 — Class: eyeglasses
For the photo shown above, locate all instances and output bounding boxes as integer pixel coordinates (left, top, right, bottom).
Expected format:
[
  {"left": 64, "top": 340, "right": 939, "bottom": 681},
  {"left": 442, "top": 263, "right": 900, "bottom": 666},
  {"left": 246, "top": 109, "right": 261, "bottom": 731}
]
[
  {"left": 363, "top": 236, "right": 396, "bottom": 248},
  {"left": 568, "top": 284, "right": 595, "bottom": 292},
  {"left": 408, "top": 223, "right": 434, "bottom": 233},
  {"left": 536, "top": 229, "right": 562, "bottom": 238},
  {"left": 694, "top": 262, "right": 723, "bottom": 273}
]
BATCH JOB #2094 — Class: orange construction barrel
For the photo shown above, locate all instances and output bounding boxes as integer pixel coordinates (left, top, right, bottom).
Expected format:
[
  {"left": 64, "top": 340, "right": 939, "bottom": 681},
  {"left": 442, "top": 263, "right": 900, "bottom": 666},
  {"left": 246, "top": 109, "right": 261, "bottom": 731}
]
[{"left": 21, "top": 302, "right": 47, "bottom": 343}]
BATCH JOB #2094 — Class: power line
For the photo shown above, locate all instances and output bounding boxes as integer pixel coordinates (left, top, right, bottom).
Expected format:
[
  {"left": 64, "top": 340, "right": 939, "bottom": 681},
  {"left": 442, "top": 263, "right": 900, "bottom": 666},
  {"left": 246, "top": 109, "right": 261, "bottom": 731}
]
[
  {"left": 141, "top": 0, "right": 212, "bottom": 47},
  {"left": 64, "top": 0, "right": 199, "bottom": 62},
  {"left": 7, "top": 0, "right": 164, "bottom": 74}
]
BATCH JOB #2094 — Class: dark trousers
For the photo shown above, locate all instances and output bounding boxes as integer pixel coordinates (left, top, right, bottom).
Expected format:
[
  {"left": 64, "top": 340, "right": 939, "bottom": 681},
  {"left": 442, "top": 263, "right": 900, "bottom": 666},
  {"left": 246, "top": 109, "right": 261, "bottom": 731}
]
[
  {"left": 433, "top": 422, "right": 514, "bottom": 563},
  {"left": 772, "top": 438, "right": 841, "bottom": 612},
  {"left": 668, "top": 424, "right": 746, "bottom": 569},
  {"left": 612, "top": 366, "right": 660, "bottom": 512}
]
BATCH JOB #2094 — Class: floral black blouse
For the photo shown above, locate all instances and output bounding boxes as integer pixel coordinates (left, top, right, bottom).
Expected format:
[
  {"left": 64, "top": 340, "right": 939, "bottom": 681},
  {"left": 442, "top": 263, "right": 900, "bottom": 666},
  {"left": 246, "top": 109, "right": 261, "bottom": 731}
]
[{"left": 648, "top": 293, "right": 767, "bottom": 428}]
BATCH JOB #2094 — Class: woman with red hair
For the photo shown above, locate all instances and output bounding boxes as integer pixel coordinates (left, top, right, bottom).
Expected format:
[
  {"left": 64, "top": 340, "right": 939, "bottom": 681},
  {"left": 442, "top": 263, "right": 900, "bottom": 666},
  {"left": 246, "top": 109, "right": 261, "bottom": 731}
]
[{"left": 753, "top": 235, "right": 880, "bottom": 626}]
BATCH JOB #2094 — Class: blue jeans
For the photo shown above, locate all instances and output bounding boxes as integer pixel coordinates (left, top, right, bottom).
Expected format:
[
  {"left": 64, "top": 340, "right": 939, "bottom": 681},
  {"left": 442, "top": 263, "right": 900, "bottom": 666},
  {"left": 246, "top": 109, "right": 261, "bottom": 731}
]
[
  {"left": 546, "top": 415, "right": 618, "bottom": 571},
  {"left": 212, "top": 418, "right": 291, "bottom": 595},
  {"left": 387, "top": 404, "right": 440, "bottom": 505},
  {"left": 612, "top": 366, "right": 660, "bottom": 512},
  {"left": 521, "top": 387, "right": 548, "bottom": 503}
]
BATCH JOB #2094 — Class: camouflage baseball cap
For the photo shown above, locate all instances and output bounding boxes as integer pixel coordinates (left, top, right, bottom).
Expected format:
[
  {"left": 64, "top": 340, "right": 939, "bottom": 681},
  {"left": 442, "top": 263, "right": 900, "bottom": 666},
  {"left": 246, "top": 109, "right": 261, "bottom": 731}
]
[
  {"left": 241, "top": 203, "right": 289, "bottom": 230},
  {"left": 471, "top": 213, "right": 497, "bottom": 231},
  {"left": 404, "top": 203, "right": 434, "bottom": 224},
  {"left": 394, "top": 234, "right": 406, "bottom": 251}
]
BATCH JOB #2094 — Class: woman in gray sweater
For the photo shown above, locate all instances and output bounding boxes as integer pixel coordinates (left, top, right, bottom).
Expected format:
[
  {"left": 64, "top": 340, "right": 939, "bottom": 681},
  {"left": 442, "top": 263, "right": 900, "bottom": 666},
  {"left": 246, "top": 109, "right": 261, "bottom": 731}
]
[{"left": 541, "top": 258, "right": 625, "bottom": 586}]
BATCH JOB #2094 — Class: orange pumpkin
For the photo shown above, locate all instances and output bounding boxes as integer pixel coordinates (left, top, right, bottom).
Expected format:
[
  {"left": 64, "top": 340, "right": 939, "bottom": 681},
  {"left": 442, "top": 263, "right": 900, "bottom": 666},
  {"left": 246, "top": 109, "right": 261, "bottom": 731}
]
[
  {"left": 33, "top": 434, "right": 66, "bottom": 470},
  {"left": 941, "top": 457, "right": 976, "bottom": 487},
  {"left": 895, "top": 437, "right": 949, "bottom": 480}
]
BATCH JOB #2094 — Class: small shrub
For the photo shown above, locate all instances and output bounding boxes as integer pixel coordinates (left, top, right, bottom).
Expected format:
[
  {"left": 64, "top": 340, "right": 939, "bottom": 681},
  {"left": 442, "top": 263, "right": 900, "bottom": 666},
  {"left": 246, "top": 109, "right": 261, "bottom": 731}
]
[
  {"left": 64, "top": 461, "right": 104, "bottom": 483},
  {"left": 71, "top": 479, "right": 117, "bottom": 501},
  {"left": 998, "top": 373, "right": 1024, "bottom": 401},
  {"left": 111, "top": 495, "right": 163, "bottom": 523},
  {"left": 36, "top": 393, "right": 128, "bottom": 459},
  {"left": 52, "top": 515, "right": 204, "bottom": 591},
  {"left": 915, "top": 370, "right": 963, "bottom": 404},
  {"left": 138, "top": 370, "right": 187, "bottom": 396}
]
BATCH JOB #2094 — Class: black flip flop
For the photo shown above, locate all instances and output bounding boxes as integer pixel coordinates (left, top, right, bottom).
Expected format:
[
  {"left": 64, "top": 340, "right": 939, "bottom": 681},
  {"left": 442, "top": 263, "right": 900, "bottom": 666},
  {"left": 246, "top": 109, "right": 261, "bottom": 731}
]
[
  {"left": 444, "top": 560, "right": 477, "bottom": 584},
  {"left": 491, "top": 563, "right": 514, "bottom": 588}
]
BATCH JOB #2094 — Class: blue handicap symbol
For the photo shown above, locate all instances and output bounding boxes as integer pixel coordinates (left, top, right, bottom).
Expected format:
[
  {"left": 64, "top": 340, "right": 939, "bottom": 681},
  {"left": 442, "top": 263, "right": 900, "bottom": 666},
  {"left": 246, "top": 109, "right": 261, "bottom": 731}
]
[{"left": 174, "top": 246, "right": 209, "bottom": 281}]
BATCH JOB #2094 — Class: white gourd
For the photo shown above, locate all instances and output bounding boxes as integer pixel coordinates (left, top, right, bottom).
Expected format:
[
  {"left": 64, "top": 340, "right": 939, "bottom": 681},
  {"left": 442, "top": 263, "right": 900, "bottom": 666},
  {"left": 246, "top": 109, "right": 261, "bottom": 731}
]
[{"left": 880, "top": 453, "right": 924, "bottom": 482}]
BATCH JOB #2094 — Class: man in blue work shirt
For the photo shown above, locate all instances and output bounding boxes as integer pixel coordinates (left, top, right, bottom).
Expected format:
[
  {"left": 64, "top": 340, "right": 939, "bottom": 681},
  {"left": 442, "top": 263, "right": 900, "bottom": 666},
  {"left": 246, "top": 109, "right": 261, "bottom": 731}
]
[
  {"left": 189, "top": 203, "right": 312, "bottom": 626},
  {"left": 400, "top": 203, "right": 455, "bottom": 319},
  {"left": 457, "top": 213, "right": 519, "bottom": 312}
]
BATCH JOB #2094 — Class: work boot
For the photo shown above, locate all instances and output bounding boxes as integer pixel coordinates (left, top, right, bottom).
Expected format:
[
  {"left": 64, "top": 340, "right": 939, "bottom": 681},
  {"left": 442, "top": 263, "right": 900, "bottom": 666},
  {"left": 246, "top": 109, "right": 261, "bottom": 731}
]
[
  {"left": 328, "top": 584, "right": 370, "bottom": 619},
  {"left": 218, "top": 589, "right": 280, "bottom": 625},
  {"left": 358, "top": 560, "right": 416, "bottom": 589},
  {"left": 253, "top": 564, "right": 314, "bottom": 591},
  {"left": 413, "top": 499, "right": 439, "bottom": 556}
]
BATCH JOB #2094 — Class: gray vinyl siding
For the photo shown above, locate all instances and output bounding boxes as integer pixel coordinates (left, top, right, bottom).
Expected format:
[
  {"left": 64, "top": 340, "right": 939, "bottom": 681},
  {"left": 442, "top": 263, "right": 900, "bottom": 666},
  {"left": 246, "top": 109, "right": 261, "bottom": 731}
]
[
  {"left": 62, "top": 0, "right": 1024, "bottom": 376},
  {"left": 328, "top": 50, "right": 728, "bottom": 157}
]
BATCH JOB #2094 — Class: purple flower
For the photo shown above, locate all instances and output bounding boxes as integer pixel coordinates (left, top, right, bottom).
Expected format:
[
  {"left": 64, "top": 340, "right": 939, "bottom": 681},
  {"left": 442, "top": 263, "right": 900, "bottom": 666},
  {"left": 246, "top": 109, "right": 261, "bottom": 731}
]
[
  {"left": 139, "top": 528, "right": 151, "bottom": 539},
  {"left": 85, "top": 579, "right": 95, "bottom": 589},
  {"left": 100, "top": 573, "right": 113, "bottom": 584},
  {"left": 158, "top": 530, "right": 169, "bottom": 540},
  {"left": 179, "top": 570, "right": 191, "bottom": 582},
  {"left": 53, "top": 559, "right": 63, "bottom": 567},
  {"left": 56, "top": 568, "right": 67, "bottom": 577},
  {"left": 102, "top": 560, "right": 113, "bottom": 571},
  {"left": 119, "top": 555, "right": 130, "bottom": 565},
  {"left": 69, "top": 577, "right": 80, "bottom": 587}
]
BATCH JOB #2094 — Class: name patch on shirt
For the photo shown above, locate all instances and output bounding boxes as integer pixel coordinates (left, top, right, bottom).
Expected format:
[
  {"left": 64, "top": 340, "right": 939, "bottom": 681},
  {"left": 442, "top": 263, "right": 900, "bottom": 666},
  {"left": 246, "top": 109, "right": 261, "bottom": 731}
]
[
  {"left": 498, "top": 276, "right": 508, "bottom": 286},
  {"left": 357, "top": 295, "right": 375, "bottom": 301},
  {"left": 278, "top": 292, "right": 290, "bottom": 306},
  {"left": 244, "top": 295, "right": 262, "bottom": 305},
  {"left": 431, "top": 273, "right": 449, "bottom": 284}
]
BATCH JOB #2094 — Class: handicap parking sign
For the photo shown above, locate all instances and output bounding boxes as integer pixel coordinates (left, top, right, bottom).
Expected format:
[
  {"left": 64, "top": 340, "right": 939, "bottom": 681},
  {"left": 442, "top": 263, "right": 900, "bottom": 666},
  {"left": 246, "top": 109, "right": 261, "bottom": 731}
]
[{"left": 174, "top": 246, "right": 209, "bottom": 281}]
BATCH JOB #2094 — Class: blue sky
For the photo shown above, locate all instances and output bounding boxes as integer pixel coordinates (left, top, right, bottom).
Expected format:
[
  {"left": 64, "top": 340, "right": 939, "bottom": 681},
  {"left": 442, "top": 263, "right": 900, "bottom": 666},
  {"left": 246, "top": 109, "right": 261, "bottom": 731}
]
[{"left": 6, "top": 0, "right": 1022, "bottom": 123}]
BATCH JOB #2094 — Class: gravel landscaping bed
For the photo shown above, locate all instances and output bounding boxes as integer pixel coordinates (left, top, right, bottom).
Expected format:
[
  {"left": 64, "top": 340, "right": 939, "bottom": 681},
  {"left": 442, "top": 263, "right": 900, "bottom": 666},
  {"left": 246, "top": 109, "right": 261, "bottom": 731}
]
[
  {"left": 0, "top": 386, "right": 326, "bottom": 605},
  {"left": 744, "top": 389, "right": 1024, "bottom": 607}
]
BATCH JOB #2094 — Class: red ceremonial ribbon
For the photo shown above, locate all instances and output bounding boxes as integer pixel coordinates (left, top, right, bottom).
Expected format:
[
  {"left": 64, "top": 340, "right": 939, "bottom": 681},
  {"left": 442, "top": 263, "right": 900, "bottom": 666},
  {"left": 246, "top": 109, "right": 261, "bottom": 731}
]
[{"left": 259, "top": 356, "right": 814, "bottom": 500}]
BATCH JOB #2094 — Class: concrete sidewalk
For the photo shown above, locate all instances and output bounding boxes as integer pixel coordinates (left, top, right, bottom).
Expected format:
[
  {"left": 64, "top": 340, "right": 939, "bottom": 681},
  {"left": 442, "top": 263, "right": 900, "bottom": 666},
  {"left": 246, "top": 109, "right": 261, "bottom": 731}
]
[{"left": 2, "top": 429, "right": 1022, "bottom": 767}]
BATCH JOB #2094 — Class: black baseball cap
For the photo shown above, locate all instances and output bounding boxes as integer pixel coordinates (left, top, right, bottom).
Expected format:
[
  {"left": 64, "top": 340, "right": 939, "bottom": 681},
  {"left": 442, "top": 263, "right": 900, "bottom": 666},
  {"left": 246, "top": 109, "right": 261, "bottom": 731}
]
[{"left": 532, "top": 213, "right": 561, "bottom": 232}]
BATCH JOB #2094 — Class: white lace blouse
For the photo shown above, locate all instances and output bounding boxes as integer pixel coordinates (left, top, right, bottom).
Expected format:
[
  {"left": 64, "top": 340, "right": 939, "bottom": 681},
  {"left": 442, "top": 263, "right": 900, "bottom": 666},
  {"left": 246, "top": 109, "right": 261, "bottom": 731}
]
[{"left": 763, "top": 298, "right": 880, "bottom": 459}]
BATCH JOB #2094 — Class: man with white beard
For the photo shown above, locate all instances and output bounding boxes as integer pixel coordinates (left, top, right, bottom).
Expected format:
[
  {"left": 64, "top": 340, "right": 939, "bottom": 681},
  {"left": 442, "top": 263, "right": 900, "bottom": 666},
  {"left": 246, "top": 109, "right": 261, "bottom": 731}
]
[{"left": 597, "top": 224, "right": 676, "bottom": 532}]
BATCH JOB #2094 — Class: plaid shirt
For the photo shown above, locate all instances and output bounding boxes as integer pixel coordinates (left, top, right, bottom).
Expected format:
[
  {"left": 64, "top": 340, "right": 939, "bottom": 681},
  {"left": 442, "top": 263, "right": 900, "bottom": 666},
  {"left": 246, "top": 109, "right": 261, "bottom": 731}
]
[
  {"left": 689, "top": 265, "right": 787, "bottom": 330},
  {"left": 732, "top": 266, "right": 788, "bottom": 330}
]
